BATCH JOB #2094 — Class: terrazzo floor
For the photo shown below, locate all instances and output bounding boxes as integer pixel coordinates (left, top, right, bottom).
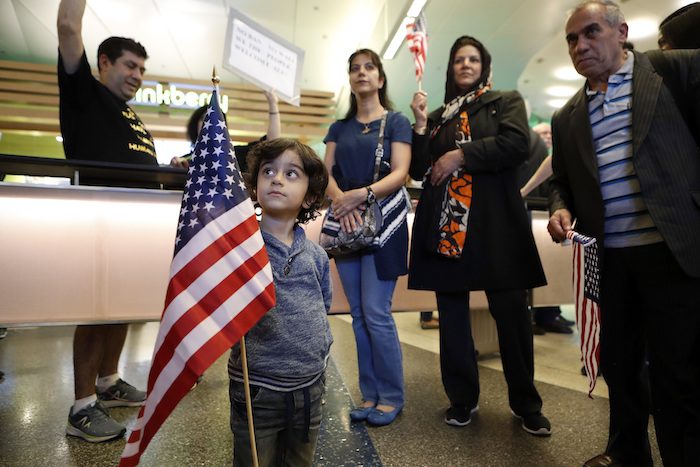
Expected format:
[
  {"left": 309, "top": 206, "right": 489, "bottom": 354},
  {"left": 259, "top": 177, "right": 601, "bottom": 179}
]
[{"left": 0, "top": 312, "right": 661, "bottom": 466}]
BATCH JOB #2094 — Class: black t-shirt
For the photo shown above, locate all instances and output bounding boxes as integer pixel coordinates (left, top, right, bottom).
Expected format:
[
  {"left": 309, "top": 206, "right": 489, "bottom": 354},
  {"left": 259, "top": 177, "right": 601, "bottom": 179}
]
[{"left": 58, "top": 51, "right": 157, "bottom": 166}]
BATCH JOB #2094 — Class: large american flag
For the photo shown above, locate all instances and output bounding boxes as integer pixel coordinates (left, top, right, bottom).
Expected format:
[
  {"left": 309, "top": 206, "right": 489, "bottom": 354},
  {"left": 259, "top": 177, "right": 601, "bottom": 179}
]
[
  {"left": 405, "top": 13, "right": 428, "bottom": 80},
  {"left": 568, "top": 230, "right": 601, "bottom": 397},
  {"left": 120, "top": 88, "right": 275, "bottom": 466}
]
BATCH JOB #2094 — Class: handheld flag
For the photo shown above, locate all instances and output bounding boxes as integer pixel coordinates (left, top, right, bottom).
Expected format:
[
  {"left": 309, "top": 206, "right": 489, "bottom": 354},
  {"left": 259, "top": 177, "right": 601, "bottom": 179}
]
[
  {"left": 405, "top": 13, "right": 428, "bottom": 82},
  {"left": 568, "top": 230, "right": 601, "bottom": 397},
  {"left": 120, "top": 83, "right": 275, "bottom": 466}
]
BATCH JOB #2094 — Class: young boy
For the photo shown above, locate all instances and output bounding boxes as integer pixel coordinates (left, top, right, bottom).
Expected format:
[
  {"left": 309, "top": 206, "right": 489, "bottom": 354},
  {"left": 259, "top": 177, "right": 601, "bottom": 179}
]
[{"left": 228, "top": 138, "right": 332, "bottom": 467}]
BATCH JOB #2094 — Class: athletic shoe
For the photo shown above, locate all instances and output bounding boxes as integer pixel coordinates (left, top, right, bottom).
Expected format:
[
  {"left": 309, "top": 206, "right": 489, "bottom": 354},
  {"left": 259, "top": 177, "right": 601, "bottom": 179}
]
[
  {"left": 97, "top": 378, "right": 146, "bottom": 407},
  {"left": 66, "top": 402, "right": 126, "bottom": 443},
  {"left": 512, "top": 410, "right": 552, "bottom": 436},
  {"left": 0, "top": 328, "right": 7, "bottom": 339},
  {"left": 444, "top": 405, "right": 479, "bottom": 427}
]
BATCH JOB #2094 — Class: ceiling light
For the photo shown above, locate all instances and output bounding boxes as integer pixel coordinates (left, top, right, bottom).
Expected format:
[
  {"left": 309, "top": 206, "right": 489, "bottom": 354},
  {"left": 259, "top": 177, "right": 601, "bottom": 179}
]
[
  {"left": 547, "top": 98, "right": 568, "bottom": 109},
  {"left": 382, "top": 0, "right": 428, "bottom": 60},
  {"left": 383, "top": 17, "right": 413, "bottom": 60},
  {"left": 545, "top": 85, "right": 577, "bottom": 97},
  {"left": 626, "top": 18, "right": 658, "bottom": 40},
  {"left": 553, "top": 66, "right": 581, "bottom": 81}
]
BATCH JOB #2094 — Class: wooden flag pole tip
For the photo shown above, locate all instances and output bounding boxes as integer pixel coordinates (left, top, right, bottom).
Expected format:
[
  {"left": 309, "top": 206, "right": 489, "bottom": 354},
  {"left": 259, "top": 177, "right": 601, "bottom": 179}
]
[{"left": 212, "top": 66, "right": 220, "bottom": 86}]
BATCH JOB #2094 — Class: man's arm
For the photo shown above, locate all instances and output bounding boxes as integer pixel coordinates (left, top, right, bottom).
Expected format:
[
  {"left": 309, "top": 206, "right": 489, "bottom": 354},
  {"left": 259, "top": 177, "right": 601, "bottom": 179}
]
[
  {"left": 57, "top": 0, "right": 86, "bottom": 74},
  {"left": 547, "top": 111, "right": 575, "bottom": 242}
]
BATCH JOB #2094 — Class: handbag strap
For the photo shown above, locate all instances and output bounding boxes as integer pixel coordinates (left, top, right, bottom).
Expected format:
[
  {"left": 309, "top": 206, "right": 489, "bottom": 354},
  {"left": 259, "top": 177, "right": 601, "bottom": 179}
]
[{"left": 372, "top": 111, "right": 389, "bottom": 182}]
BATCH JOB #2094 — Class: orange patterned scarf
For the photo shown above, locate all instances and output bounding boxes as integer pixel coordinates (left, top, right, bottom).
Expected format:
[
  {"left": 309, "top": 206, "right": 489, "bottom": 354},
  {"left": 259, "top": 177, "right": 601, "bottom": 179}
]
[{"left": 435, "top": 86, "right": 488, "bottom": 258}]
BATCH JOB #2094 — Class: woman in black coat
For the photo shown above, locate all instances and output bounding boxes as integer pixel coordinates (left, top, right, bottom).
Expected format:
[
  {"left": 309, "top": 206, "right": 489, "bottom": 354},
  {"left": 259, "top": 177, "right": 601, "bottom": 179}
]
[{"left": 408, "top": 35, "right": 550, "bottom": 435}]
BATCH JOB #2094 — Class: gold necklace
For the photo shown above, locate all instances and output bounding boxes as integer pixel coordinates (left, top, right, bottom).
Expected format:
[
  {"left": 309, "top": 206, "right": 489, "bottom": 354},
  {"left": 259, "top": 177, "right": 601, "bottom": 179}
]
[{"left": 361, "top": 123, "right": 371, "bottom": 135}]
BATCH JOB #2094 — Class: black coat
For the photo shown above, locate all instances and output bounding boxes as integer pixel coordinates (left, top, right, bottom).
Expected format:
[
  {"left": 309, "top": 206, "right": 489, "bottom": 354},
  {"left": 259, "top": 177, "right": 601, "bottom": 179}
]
[
  {"left": 408, "top": 90, "right": 547, "bottom": 292},
  {"left": 549, "top": 50, "right": 700, "bottom": 278}
]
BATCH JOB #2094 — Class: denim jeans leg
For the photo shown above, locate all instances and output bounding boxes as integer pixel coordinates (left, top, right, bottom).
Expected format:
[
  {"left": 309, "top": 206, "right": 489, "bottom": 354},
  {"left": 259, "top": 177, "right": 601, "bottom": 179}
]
[
  {"left": 278, "top": 378, "right": 324, "bottom": 466},
  {"left": 336, "top": 256, "right": 378, "bottom": 404},
  {"left": 230, "top": 382, "right": 283, "bottom": 467},
  {"left": 336, "top": 254, "right": 404, "bottom": 407},
  {"left": 230, "top": 379, "right": 325, "bottom": 467}
]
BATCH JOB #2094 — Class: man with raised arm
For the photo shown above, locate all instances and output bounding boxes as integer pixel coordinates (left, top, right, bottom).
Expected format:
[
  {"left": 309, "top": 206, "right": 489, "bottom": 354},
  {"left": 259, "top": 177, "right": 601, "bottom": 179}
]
[{"left": 57, "top": 0, "right": 152, "bottom": 443}]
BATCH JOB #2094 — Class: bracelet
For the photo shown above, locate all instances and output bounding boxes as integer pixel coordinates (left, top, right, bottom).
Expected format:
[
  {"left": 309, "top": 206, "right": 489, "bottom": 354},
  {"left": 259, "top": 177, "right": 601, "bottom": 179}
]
[{"left": 414, "top": 126, "right": 427, "bottom": 135}]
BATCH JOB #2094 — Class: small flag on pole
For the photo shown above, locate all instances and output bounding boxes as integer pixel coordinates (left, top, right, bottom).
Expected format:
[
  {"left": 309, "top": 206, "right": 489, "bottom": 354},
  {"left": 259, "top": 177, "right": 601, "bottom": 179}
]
[
  {"left": 406, "top": 13, "right": 428, "bottom": 81},
  {"left": 568, "top": 230, "right": 601, "bottom": 397},
  {"left": 119, "top": 84, "right": 276, "bottom": 466}
]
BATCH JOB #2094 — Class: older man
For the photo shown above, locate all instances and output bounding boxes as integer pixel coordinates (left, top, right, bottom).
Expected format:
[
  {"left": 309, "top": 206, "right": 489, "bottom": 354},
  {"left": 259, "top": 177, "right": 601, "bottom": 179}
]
[{"left": 547, "top": 1, "right": 700, "bottom": 466}]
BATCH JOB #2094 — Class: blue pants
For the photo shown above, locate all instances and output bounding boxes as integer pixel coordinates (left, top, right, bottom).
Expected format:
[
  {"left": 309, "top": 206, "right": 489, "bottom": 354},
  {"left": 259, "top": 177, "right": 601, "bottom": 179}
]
[
  {"left": 229, "top": 377, "right": 324, "bottom": 467},
  {"left": 336, "top": 253, "right": 404, "bottom": 407}
]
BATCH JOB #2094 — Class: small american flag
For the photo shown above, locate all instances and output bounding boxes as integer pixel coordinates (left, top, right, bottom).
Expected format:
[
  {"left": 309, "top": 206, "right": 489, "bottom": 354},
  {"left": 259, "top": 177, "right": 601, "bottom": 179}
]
[
  {"left": 120, "top": 88, "right": 275, "bottom": 466},
  {"left": 568, "top": 230, "right": 601, "bottom": 397},
  {"left": 405, "top": 13, "right": 428, "bottom": 80}
]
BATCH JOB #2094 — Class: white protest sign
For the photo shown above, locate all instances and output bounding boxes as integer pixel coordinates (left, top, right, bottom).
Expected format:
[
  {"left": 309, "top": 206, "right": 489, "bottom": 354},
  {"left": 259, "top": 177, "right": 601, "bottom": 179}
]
[{"left": 223, "top": 8, "right": 304, "bottom": 106}]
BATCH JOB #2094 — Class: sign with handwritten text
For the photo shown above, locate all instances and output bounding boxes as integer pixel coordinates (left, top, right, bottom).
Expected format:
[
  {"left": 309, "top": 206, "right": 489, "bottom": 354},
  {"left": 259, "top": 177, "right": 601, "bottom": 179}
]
[{"left": 224, "top": 8, "right": 304, "bottom": 106}]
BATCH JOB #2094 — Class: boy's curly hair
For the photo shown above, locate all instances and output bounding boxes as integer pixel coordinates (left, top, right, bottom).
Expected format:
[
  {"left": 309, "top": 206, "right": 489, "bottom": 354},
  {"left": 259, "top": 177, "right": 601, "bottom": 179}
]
[{"left": 245, "top": 138, "right": 328, "bottom": 224}]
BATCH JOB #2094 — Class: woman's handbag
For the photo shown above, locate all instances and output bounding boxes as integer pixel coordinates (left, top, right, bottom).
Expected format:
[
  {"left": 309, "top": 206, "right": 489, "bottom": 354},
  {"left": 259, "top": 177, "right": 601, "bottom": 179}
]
[{"left": 319, "top": 112, "right": 389, "bottom": 257}]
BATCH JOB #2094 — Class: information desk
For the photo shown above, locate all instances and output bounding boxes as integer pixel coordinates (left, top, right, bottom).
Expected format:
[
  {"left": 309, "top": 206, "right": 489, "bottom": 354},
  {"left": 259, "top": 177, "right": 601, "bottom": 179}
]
[{"left": 0, "top": 173, "right": 573, "bottom": 354}]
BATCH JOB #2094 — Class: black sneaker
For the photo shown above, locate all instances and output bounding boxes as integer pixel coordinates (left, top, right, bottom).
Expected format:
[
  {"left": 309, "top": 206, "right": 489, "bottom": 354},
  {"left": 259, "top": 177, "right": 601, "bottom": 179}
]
[
  {"left": 444, "top": 405, "right": 479, "bottom": 427},
  {"left": 512, "top": 410, "right": 552, "bottom": 436},
  {"left": 539, "top": 320, "right": 573, "bottom": 334},
  {"left": 556, "top": 315, "right": 575, "bottom": 326},
  {"left": 66, "top": 402, "right": 126, "bottom": 442}
]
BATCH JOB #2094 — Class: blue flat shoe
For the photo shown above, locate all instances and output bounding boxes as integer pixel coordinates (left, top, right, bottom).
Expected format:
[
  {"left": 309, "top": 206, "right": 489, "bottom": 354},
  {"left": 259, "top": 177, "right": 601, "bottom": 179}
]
[
  {"left": 349, "top": 406, "right": 374, "bottom": 422},
  {"left": 367, "top": 406, "right": 402, "bottom": 426}
]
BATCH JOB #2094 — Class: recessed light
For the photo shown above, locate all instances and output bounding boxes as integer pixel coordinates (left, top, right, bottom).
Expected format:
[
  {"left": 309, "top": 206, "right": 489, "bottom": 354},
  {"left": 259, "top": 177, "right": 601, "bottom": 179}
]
[
  {"left": 627, "top": 18, "right": 658, "bottom": 40},
  {"left": 553, "top": 66, "right": 581, "bottom": 81},
  {"left": 547, "top": 98, "right": 569, "bottom": 109},
  {"left": 545, "top": 85, "right": 577, "bottom": 97}
]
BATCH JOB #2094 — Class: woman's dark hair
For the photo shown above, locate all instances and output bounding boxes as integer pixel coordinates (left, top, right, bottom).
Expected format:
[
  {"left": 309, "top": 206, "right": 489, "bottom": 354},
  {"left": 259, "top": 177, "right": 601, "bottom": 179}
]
[
  {"left": 186, "top": 105, "right": 228, "bottom": 144},
  {"left": 443, "top": 36, "right": 492, "bottom": 103},
  {"left": 659, "top": 2, "right": 700, "bottom": 49},
  {"left": 343, "top": 48, "right": 394, "bottom": 120},
  {"left": 245, "top": 138, "right": 329, "bottom": 224}
]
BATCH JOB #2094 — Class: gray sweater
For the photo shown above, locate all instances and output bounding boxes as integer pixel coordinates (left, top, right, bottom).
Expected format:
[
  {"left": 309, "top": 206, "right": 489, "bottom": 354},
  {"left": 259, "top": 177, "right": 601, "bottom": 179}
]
[{"left": 228, "top": 225, "right": 333, "bottom": 391}]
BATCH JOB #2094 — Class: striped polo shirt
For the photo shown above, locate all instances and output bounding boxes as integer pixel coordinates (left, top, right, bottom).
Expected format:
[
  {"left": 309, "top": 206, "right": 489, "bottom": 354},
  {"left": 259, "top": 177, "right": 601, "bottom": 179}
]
[{"left": 586, "top": 53, "right": 663, "bottom": 248}]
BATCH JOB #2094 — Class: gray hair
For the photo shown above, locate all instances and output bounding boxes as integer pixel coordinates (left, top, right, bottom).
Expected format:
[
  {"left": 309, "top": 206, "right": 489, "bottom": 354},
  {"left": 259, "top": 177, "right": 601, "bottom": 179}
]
[{"left": 569, "top": 0, "right": 625, "bottom": 26}]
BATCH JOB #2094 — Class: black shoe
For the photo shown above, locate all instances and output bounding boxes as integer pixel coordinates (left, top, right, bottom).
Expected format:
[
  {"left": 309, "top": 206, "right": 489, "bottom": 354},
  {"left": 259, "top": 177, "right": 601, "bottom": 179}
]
[
  {"left": 583, "top": 453, "right": 620, "bottom": 467},
  {"left": 539, "top": 320, "right": 573, "bottom": 334},
  {"left": 512, "top": 410, "right": 552, "bottom": 436},
  {"left": 444, "top": 405, "right": 479, "bottom": 427},
  {"left": 556, "top": 315, "right": 575, "bottom": 326},
  {"left": 532, "top": 324, "right": 546, "bottom": 335},
  {"left": 581, "top": 366, "right": 602, "bottom": 378}
]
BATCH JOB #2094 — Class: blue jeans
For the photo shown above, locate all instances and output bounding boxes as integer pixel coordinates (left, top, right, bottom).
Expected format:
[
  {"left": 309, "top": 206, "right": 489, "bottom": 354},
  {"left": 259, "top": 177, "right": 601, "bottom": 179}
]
[
  {"left": 229, "top": 377, "right": 324, "bottom": 467},
  {"left": 336, "top": 253, "right": 404, "bottom": 407}
]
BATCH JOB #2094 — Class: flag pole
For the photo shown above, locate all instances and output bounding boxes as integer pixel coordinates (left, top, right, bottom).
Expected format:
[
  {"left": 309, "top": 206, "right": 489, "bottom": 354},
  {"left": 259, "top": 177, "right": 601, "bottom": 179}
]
[
  {"left": 212, "top": 66, "right": 259, "bottom": 467},
  {"left": 240, "top": 336, "right": 260, "bottom": 467}
]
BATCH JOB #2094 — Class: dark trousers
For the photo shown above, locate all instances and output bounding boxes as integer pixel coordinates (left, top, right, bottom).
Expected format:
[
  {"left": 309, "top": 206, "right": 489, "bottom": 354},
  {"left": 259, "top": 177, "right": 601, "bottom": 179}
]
[
  {"left": 600, "top": 243, "right": 700, "bottom": 467},
  {"left": 436, "top": 289, "right": 543, "bottom": 415},
  {"left": 229, "top": 377, "right": 324, "bottom": 467}
]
